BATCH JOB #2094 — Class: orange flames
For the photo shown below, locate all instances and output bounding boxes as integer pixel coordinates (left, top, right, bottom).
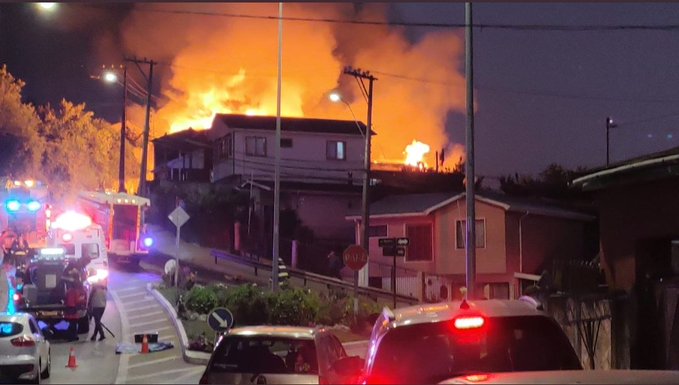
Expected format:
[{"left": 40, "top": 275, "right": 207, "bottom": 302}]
[
  {"left": 404, "top": 140, "right": 431, "bottom": 168},
  {"left": 117, "top": 3, "right": 468, "bottom": 168}
]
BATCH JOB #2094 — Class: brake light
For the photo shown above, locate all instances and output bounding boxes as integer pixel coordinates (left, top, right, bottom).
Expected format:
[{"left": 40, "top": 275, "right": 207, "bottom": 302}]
[
  {"left": 453, "top": 316, "right": 485, "bottom": 330},
  {"left": 11, "top": 336, "right": 35, "bottom": 347}
]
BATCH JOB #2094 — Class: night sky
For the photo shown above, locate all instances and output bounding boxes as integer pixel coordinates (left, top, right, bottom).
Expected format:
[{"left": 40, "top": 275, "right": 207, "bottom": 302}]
[{"left": 3, "top": 2, "right": 679, "bottom": 178}]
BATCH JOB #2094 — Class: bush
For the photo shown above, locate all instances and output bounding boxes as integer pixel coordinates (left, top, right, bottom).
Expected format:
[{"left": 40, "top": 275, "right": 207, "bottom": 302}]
[
  {"left": 184, "top": 286, "right": 219, "bottom": 314},
  {"left": 269, "top": 288, "right": 319, "bottom": 326},
  {"left": 342, "top": 295, "right": 382, "bottom": 334},
  {"left": 223, "top": 284, "right": 270, "bottom": 326}
]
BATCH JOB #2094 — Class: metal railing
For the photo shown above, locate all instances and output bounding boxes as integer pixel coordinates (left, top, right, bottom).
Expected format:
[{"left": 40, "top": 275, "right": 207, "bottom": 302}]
[{"left": 211, "top": 249, "right": 419, "bottom": 307}]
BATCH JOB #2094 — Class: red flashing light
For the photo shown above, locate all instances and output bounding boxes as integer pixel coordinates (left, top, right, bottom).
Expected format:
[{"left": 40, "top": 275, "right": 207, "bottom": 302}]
[
  {"left": 453, "top": 315, "right": 485, "bottom": 330},
  {"left": 62, "top": 233, "right": 73, "bottom": 242}
]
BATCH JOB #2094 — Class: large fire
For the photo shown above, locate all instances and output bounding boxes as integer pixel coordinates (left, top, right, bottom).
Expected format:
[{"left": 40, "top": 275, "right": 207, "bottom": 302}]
[
  {"left": 404, "top": 140, "right": 431, "bottom": 168},
  {"left": 116, "top": 3, "right": 468, "bottom": 170}
]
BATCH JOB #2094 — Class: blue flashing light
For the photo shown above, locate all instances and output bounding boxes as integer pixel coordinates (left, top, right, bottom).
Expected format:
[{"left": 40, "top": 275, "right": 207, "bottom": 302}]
[
  {"left": 27, "top": 200, "right": 41, "bottom": 211},
  {"left": 6, "top": 200, "right": 20, "bottom": 212},
  {"left": 7, "top": 286, "right": 16, "bottom": 315},
  {"left": 143, "top": 237, "right": 154, "bottom": 248}
]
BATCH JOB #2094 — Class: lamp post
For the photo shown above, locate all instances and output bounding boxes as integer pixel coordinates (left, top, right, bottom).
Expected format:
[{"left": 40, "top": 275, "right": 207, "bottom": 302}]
[
  {"left": 331, "top": 67, "right": 377, "bottom": 309},
  {"left": 606, "top": 116, "right": 617, "bottom": 167},
  {"left": 102, "top": 65, "right": 128, "bottom": 193}
]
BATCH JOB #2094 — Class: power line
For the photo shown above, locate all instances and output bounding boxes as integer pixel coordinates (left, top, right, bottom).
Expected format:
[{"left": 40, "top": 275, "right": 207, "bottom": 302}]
[{"left": 123, "top": 6, "right": 679, "bottom": 32}]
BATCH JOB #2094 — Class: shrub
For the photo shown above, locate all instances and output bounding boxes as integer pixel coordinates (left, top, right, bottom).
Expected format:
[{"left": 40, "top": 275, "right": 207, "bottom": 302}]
[
  {"left": 269, "top": 288, "right": 319, "bottom": 326},
  {"left": 223, "top": 284, "right": 270, "bottom": 326},
  {"left": 184, "top": 286, "right": 219, "bottom": 314}
]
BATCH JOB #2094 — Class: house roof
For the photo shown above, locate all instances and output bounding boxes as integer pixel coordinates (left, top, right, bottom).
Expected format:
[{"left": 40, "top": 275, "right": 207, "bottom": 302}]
[
  {"left": 346, "top": 192, "right": 595, "bottom": 221},
  {"left": 572, "top": 145, "right": 679, "bottom": 191},
  {"left": 213, "top": 114, "right": 372, "bottom": 136},
  {"left": 152, "top": 128, "right": 212, "bottom": 150}
]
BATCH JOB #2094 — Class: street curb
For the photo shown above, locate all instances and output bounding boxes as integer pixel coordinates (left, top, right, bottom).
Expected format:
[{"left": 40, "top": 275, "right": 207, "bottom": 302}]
[{"left": 146, "top": 283, "right": 211, "bottom": 365}]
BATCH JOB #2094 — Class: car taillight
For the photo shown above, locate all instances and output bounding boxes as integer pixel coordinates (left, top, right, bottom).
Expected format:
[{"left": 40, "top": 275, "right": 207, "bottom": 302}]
[
  {"left": 11, "top": 336, "right": 35, "bottom": 347},
  {"left": 453, "top": 315, "right": 485, "bottom": 330}
]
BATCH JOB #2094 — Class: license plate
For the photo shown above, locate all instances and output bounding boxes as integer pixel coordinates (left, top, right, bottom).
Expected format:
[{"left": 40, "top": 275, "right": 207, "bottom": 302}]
[{"left": 40, "top": 311, "right": 59, "bottom": 317}]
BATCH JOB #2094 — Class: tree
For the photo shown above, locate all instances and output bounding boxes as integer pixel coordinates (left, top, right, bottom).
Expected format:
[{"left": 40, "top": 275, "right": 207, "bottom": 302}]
[
  {"left": 0, "top": 65, "right": 45, "bottom": 178},
  {"left": 499, "top": 163, "right": 590, "bottom": 200},
  {"left": 38, "top": 100, "right": 136, "bottom": 200}
]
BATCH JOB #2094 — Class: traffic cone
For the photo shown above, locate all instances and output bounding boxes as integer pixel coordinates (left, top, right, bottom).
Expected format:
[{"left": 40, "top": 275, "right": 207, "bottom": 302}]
[
  {"left": 141, "top": 334, "right": 149, "bottom": 354},
  {"left": 66, "top": 347, "right": 77, "bottom": 368}
]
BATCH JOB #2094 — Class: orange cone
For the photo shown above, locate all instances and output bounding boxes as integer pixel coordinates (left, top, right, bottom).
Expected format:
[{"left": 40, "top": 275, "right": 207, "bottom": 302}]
[
  {"left": 66, "top": 347, "right": 77, "bottom": 368},
  {"left": 141, "top": 334, "right": 149, "bottom": 354}
]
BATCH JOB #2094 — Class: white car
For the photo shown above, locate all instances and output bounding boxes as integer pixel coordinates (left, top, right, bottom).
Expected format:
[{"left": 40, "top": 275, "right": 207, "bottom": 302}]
[
  {"left": 441, "top": 370, "right": 679, "bottom": 384},
  {"left": 0, "top": 312, "right": 51, "bottom": 384},
  {"left": 199, "top": 325, "right": 364, "bottom": 384}
]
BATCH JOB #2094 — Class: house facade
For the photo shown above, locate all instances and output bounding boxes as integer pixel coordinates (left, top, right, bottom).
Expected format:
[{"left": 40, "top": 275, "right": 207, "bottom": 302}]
[
  {"left": 208, "top": 114, "right": 367, "bottom": 186},
  {"left": 152, "top": 128, "right": 213, "bottom": 184},
  {"left": 573, "top": 146, "right": 679, "bottom": 370},
  {"left": 348, "top": 192, "right": 595, "bottom": 301}
]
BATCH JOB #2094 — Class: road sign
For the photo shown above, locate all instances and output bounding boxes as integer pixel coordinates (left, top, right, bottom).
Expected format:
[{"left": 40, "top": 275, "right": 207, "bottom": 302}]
[
  {"left": 168, "top": 206, "right": 190, "bottom": 228},
  {"left": 397, "top": 237, "right": 409, "bottom": 246},
  {"left": 378, "top": 238, "right": 396, "bottom": 247},
  {"left": 396, "top": 246, "right": 406, "bottom": 257},
  {"left": 208, "top": 307, "right": 234, "bottom": 332},
  {"left": 343, "top": 244, "right": 368, "bottom": 271}
]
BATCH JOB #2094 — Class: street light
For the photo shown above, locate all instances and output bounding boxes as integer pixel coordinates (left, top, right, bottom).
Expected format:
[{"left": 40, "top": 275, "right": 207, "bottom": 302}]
[
  {"left": 99, "top": 65, "right": 128, "bottom": 193},
  {"left": 606, "top": 116, "right": 617, "bottom": 167},
  {"left": 332, "top": 68, "right": 377, "bottom": 311},
  {"left": 35, "top": 3, "right": 57, "bottom": 11},
  {"left": 328, "top": 92, "right": 365, "bottom": 136}
]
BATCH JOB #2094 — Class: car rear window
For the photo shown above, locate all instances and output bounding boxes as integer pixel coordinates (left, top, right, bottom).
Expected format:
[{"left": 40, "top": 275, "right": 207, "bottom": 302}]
[
  {"left": 0, "top": 322, "right": 24, "bottom": 337},
  {"left": 368, "top": 316, "right": 581, "bottom": 384},
  {"left": 209, "top": 336, "right": 318, "bottom": 375}
]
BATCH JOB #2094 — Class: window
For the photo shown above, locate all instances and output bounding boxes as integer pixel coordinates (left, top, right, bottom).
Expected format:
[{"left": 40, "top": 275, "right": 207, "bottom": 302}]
[
  {"left": 210, "top": 336, "right": 318, "bottom": 374},
  {"left": 281, "top": 138, "right": 293, "bottom": 148},
  {"left": 406, "top": 224, "right": 433, "bottom": 261},
  {"left": 369, "top": 225, "right": 387, "bottom": 237},
  {"left": 326, "top": 141, "right": 346, "bottom": 160},
  {"left": 82, "top": 243, "right": 99, "bottom": 260},
  {"left": 455, "top": 219, "right": 486, "bottom": 249},
  {"left": 246, "top": 136, "right": 267, "bottom": 157},
  {"left": 219, "top": 134, "right": 232, "bottom": 159}
]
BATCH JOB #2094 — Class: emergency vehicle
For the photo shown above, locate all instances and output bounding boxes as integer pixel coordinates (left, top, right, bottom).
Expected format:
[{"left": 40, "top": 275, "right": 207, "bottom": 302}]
[
  {"left": 75, "top": 191, "right": 152, "bottom": 265},
  {"left": 0, "top": 178, "right": 51, "bottom": 249},
  {"left": 49, "top": 211, "right": 109, "bottom": 287}
]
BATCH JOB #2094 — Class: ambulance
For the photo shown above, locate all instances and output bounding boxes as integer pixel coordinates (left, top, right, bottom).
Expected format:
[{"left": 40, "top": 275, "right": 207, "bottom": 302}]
[{"left": 49, "top": 211, "right": 109, "bottom": 286}]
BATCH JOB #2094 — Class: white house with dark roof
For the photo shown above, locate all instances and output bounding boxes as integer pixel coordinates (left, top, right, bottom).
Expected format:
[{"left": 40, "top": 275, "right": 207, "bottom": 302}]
[
  {"left": 347, "top": 192, "right": 596, "bottom": 301},
  {"left": 208, "top": 114, "right": 369, "bottom": 185}
]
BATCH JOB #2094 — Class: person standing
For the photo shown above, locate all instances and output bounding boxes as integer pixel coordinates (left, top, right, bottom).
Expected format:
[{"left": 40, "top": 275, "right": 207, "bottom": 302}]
[
  {"left": 327, "top": 251, "right": 342, "bottom": 279},
  {"left": 88, "top": 283, "right": 108, "bottom": 341}
]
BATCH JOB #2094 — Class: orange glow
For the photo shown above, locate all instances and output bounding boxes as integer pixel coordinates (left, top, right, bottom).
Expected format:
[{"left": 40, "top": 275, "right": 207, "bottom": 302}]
[
  {"left": 404, "top": 140, "right": 431, "bottom": 168},
  {"left": 119, "top": 4, "right": 468, "bottom": 164}
]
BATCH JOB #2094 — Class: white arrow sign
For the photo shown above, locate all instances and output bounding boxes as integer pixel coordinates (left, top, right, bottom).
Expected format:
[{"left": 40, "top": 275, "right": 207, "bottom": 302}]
[{"left": 211, "top": 312, "right": 229, "bottom": 328}]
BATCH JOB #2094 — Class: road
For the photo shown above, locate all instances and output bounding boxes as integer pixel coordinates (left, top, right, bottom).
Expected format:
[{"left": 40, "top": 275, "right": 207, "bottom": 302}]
[
  {"left": 41, "top": 266, "right": 205, "bottom": 384},
  {"left": 33, "top": 262, "right": 368, "bottom": 384}
]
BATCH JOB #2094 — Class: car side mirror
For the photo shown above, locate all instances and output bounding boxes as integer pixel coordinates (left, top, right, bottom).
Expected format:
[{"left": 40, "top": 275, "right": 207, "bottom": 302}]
[{"left": 333, "top": 355, "right": 365, "bottom": 376}]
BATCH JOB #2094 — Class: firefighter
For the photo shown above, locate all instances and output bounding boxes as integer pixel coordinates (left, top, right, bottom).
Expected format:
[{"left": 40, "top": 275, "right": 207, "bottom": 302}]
[{"left": 65, "top": 281, "right": 87, "bottom": 341}]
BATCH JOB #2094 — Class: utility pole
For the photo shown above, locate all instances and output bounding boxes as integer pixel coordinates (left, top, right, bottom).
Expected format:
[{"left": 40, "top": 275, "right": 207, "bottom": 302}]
[
  {"left": 118, "top": 64, "right": 128, "bottom": 193},
  {"left": 272, "top": 2, "right": 283, "bottom": 291},
  {"left": 343, "top": 66, "right": 377, "bottom": 305},
  {"left": 465, "top": 2, "right": 477, "bottom": 300},
  {"left": 606, "top": 116, "right": 617, "bottom": 167},
  {"left": 124, "top": 56, "right": 156, "bottom": 197}
]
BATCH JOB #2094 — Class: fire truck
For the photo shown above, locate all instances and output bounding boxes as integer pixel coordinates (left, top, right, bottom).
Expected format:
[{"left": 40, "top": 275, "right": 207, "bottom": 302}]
[
  {"left": 75, "top": 191, "right": 152, "bottom": 265},
  {"left": 0, "top": 178, "right": 51, "bottom": 249}
]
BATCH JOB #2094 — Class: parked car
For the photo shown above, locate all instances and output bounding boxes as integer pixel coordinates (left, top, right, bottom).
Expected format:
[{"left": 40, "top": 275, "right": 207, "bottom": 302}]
[
  {"left": 198, "top": 325, "right": 364, "bottom": 384},
  {"left": 441, "top": 370, "right": 679, "bottom": 384},
  {"left": 0, "top": 312, "right": 51, "bottom": 384},
  {"left": 343, "top": 297, "right": 582, "bottom": 384}
]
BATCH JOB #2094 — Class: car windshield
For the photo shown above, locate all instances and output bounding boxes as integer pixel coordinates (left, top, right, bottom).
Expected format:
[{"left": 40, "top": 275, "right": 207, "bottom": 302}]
[
  {"left": 209, "top": 335, "right": 318, "bottom": 375},
  {"left": 368, "top": 316, "right": 581, "bottom": 384}
]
